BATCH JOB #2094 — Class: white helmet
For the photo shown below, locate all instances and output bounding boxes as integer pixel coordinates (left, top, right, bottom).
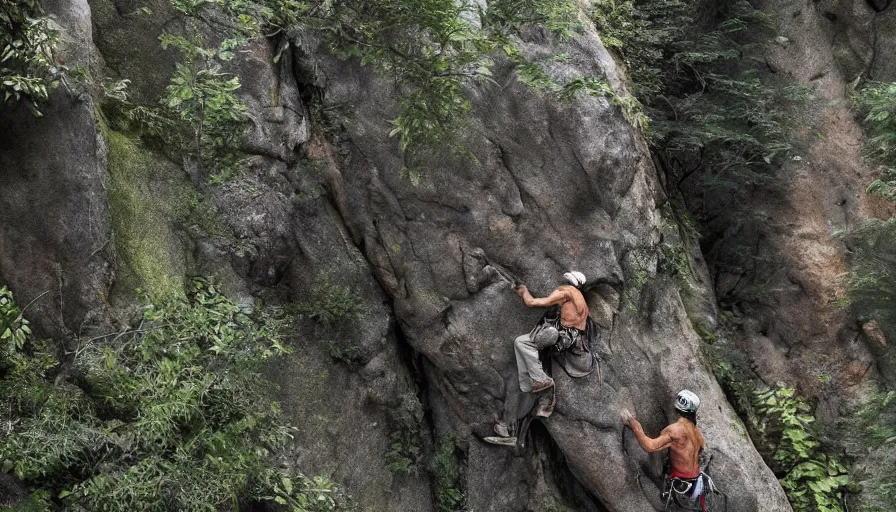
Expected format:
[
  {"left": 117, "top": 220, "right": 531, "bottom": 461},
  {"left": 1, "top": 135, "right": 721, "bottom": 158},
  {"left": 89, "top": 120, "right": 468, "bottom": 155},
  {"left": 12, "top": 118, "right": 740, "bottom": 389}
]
[
  {"left": 563, "top": 271, "right": 586, "bottom": 288},
  {"left": 675, "top": 390, "right": 700, "bottom": 413}
]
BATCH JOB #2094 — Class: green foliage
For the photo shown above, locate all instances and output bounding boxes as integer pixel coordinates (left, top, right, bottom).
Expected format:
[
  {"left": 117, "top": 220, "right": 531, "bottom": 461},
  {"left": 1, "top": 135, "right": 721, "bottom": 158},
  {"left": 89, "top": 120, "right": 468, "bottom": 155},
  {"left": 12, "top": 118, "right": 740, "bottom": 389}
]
[
  {"left": 622, "top": 246, "right": 652, "bottom": 312},
  {"left": 321, "top": 338, "right": 363, "bottom": 365},
  {"left": 106, "top": 0, "right": 612, "bottom": 182},
  {"left": 428, "top": 435, "right": 466, "bottom": 512},
  {"left": 591, "top": 0, "right": 691, "bottom": 100},
  {"left": 559, "top": 76, "right": 648, "bottom": 129},
  {"left": 854, "top": 82, "right": 896, "bottom": 201},
  {"left": 385, "top": 426, "right": 423, "bottom": 476},
  {"left": 658, "top": 243, "right": 690, "bottom": 279},
  {"left": 297, "top": 277, "right": 366, "bottom": 328},
  {"left": 592, "top": 0, "right": 810, "bottom": 200},
  {"left": 753, "top": 387, "right": 850, "bottom": 512},
  {"left": 317, "top": 0, "right": 580, "bottom": 157},
  {"left": 840, "top": 391, "right": 896, "bottom": 511},
  {"left": 831, "top": 202, "right": 896, "bottom": 511},
  {"left": 109, "top": 24, "right": 249, "bottom": 183},
  {"left": 711, "top": 347, "right": 850, "bottom": 512},
  {"left": 842, "top": 219, "right": 896, "bottom": 336},
  {"left": 0, "top": 286, "right": 32, "bottom": 350},
  {"left": 160, "top": 34, "right": 247, "bottom": 179},
  {"left": 657, "top": 202, "right": 695, "bottom": 285},
  {"left": 0, "top": 279, "right": 350, "bottom": 511},
  {"left": 0, "top": 0, "right": 59, "bottom": 115}
]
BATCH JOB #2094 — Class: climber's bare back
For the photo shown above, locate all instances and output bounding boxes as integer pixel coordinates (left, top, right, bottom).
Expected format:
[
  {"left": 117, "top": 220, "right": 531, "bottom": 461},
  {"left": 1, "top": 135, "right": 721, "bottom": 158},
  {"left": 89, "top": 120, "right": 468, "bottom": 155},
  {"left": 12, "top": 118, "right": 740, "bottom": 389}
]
[
  {"left": 516, "top": 284, "right": 589, "bottom": 330},
  {"left": 664, "top": 418, "right": 705, "bottom": 477}
]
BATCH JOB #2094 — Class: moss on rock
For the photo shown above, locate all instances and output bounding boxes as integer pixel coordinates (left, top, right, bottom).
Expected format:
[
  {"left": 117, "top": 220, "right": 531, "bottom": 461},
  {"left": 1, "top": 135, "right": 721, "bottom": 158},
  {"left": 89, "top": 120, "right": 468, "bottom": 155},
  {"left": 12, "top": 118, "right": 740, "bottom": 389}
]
[{"left": 104, "top": 128, "right": 188, "bottom": 299}]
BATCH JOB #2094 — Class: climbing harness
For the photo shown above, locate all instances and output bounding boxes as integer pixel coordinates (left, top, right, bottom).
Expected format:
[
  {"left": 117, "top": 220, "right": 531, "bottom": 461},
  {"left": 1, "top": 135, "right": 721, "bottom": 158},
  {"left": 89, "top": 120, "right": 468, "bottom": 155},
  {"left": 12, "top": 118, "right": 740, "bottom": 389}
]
[
  {"left": 534, "top": 307, "right": 601, "bottom": 379},
  {"left": 661, "top": 471, "right": 728, "bottom": 511},
  {"left": 661, "top": 457, "right": 728, "bottom": 512}
]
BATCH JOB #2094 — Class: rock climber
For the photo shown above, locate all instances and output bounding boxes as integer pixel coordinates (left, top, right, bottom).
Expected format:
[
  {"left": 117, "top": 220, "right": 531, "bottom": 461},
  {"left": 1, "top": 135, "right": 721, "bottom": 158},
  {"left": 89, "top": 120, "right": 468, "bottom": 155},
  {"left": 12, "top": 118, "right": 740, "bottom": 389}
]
[
  {"left": 621, "top": 390, "right": 711, "bottom": 511},
  {"left": 486, "top": 271, "right": 596, "bottom": 446},
  {"left": 512, "top": 271, "right": 590, "bottom": 394}
]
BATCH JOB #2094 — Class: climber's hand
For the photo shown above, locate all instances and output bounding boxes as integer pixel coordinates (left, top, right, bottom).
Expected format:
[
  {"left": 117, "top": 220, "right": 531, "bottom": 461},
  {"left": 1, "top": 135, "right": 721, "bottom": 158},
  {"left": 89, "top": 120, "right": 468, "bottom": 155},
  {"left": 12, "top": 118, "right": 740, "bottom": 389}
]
[
  {"left": 515, "top": 285, "right": 528, "bottom": 297},
  {"left": 620, "top": 409, "right": 636, "bottom": 427}
]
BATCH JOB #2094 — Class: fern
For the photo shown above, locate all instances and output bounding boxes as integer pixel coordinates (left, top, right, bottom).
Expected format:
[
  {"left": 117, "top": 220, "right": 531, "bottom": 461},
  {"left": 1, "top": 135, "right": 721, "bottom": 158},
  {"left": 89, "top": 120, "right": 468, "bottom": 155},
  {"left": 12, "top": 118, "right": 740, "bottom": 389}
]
[{"left": 854, "top": 82, "right": 896, "bottom": 201}]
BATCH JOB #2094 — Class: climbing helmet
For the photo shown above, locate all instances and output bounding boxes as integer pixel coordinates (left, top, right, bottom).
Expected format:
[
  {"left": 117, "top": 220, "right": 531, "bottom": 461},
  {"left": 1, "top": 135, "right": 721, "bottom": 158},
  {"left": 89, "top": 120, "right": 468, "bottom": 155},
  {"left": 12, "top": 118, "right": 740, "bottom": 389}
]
[
  {"left": 563, "top": 271, "right": 586, "bottom": 287},
  {"left": 675, "top": 389, "right": 700, "bottom": 413}
]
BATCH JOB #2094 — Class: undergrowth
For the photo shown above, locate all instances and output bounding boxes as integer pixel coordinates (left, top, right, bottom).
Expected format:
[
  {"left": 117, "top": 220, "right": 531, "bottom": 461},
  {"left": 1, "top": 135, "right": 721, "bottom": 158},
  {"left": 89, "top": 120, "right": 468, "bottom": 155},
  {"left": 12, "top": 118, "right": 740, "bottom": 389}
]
[
  {"left": 854, "top": 82, "right": 896, "bottom": 201},
  {"left": 0, "top": 279, "right": 351, "bottom": 511},
  {"left": 428, "top": 435, "right": 466, "bottom": 512},
  {"left": 710, "top": 344, "right": 851, "bottom": 512},
  {"left": 0, "top": 0, "right": 60, "bottom": 115}
]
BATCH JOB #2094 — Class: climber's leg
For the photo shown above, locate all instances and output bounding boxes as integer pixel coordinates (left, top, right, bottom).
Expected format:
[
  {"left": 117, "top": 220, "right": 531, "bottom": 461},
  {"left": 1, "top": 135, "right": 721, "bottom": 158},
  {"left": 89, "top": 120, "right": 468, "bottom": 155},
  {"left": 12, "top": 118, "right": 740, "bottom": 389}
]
[{"left": 514, "top": 333, "right": 552, "bottom": 392}]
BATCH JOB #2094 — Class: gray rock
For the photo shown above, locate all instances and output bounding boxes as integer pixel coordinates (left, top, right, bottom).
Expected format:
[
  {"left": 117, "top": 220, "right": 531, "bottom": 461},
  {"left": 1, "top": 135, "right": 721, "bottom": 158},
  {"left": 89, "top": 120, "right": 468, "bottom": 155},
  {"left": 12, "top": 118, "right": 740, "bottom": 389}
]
[
  {"left": 0, "top": 1, "right": 806, "bottom": 509},
  {"left": 315, "top": 18, "right": 792, "bottom": 511},
  {"left": 0, "top": 0, "right": 114, "bottom": 340}
]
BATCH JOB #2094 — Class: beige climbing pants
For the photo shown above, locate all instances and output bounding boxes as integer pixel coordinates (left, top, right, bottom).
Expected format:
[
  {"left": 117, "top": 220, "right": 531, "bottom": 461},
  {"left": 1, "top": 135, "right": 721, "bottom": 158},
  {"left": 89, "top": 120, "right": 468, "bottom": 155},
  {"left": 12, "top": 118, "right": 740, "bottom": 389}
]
[{"left": 514, "top": 333, "right": 552, "bottom": 392}]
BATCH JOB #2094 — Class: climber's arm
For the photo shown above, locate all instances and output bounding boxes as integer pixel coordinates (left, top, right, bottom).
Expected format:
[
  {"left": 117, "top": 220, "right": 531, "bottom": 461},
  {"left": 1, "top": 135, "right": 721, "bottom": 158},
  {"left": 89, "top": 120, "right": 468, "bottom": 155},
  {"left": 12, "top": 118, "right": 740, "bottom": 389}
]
[
  {"left": 516, "top": 286, "right": 569, "bottom": 308},
  {"left": 621, "top": 410, "right": 675, "bottom": 453}
]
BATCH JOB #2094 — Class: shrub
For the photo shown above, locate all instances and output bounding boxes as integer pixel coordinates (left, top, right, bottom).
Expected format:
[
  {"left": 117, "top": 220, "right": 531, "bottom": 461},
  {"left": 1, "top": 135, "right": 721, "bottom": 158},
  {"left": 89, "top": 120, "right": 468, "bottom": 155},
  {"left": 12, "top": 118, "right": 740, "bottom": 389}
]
[
  {"left": 854, "top": 82, "right": 896, "bottom": 201},
  {"left": 592, "top": 0, "right": 810, "bottom": 205},
  {"left": 297, "top": 277, "right": 366, "bottom": 329},
  {"left": 753, "top": 387, "right": 850, "bottom": 512},
  {"left": 385, "top": 427, "right": 423, "bottom": 476},
  {"left": 428, "top": 435, "right": 466, "bottom": 512},
  {"left": 842, "top": 219, "right": 896, "bottom": 336},
  {"left": 0, "top": 279, "right": 350, "bottom": 511},
  {"left": 711, "top": 347, "right": 850, "bottom": 512},
  {"left": 840, "top": 391, "right": 896, "bottom": 511},
  {"left": 0, "top": 0, "right": 60, "bottom": 115}
]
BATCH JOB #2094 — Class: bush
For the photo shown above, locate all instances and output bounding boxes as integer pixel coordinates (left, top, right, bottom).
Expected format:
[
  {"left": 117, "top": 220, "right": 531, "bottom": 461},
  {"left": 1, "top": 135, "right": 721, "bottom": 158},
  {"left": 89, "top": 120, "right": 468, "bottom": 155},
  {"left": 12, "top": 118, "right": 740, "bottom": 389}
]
[
  {"left": 295, "top": 277, "right": 366, "bottom": 329},
  {"left": 854, "top": 82, "right": 896, "bottom": 201},
  {"left": 0, "top": 0, "right": 59, "bottom": 115},
  {"left": 843, "top": 219, "right": 896, "bottom": 336},
  {"left": 428, "top": 436, "right": 466, "bottom": 512},
  {"left": 592, "top": 0, "right": 810, "bottom": 206},
  {"left": 841, "top": 391, "right": 896, "bottom": 511},
  {"left": 710, "top": 346, "right": 850, "bottom": 512},
  {"left": 0, "top": 279, "right": 350, "bottom": 511},
  {"left": 385, "top": 427, "right": 423, "bottom": 476},
  {"left": 753, "top": 387, "right": 850, "bottom": 512}
]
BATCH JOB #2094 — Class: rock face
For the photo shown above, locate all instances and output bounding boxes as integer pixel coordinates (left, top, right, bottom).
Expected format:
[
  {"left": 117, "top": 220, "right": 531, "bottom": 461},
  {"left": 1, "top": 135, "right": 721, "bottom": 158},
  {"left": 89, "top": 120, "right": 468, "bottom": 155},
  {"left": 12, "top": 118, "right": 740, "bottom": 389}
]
[
  {"left": 0, "top": 0, "right": 114, "bottom": 341},
  {"left": 314, "top": 21, "right": 791, "bottom": 511},
  {"left": 0, "top": 1, "right": 796, "bottom": 511},
  {"left": 678, "top": 0, "right": 896, "bottom": 417}
]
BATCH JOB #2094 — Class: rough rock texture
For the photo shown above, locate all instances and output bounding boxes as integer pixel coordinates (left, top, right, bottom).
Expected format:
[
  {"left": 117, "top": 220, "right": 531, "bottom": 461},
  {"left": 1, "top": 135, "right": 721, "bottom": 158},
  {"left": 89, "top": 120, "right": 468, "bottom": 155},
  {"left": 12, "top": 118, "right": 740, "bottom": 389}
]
[
  {"left": 314, "top": 21, "right": 792, "bottom": 511},
  {"left": 676, "top": 0, "right": 896, "bottom": 417},
  {"left": 0, "top": 0, "right": 114, "bottom": 341},
  {"left": 0, "top": 1, "right": 799, "bottom": 510}
]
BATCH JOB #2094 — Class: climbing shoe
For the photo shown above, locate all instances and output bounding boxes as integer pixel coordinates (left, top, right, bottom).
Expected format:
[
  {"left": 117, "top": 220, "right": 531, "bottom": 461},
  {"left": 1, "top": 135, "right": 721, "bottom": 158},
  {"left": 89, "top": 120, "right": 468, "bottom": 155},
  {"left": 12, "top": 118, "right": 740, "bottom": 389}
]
[
  {"left": 483, "top": 436, "right": 517, "bottom": 446},
  {"left": 530, "top": 378, "right": 554, "bottom": 393}
]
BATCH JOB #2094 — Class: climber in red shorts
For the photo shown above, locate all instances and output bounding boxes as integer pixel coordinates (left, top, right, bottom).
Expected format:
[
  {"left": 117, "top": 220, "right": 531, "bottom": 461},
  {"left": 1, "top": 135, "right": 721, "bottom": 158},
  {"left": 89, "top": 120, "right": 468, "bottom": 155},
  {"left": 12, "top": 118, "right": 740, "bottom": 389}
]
[{"left": 622, "top": 390, "right": 711, "bottom": 511}]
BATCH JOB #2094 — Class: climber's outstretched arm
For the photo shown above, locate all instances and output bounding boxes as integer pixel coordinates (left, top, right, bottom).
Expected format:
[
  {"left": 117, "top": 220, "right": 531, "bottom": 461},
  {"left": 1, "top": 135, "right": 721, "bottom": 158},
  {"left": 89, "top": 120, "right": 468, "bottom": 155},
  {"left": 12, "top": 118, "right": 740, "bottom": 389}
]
[
  {"left": 621, "top": 409, "right": 675, "bottom": 453},
  {"left": 515, "top": 285, "right": 568, "bottom": 308}
]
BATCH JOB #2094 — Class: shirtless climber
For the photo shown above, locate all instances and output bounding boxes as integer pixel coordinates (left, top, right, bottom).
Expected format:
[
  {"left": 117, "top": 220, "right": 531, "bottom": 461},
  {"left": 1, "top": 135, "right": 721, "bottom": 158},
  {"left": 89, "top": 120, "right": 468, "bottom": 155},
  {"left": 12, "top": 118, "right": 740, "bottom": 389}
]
[
  {"left": 488, "top": 271, "right": 593, "bottom": 445},
  {"left": 512, "top": 271, "right": 590, "bottom": 393},
  {"left": 621, "top": 390, "right": 711, "bottom": 511}
]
